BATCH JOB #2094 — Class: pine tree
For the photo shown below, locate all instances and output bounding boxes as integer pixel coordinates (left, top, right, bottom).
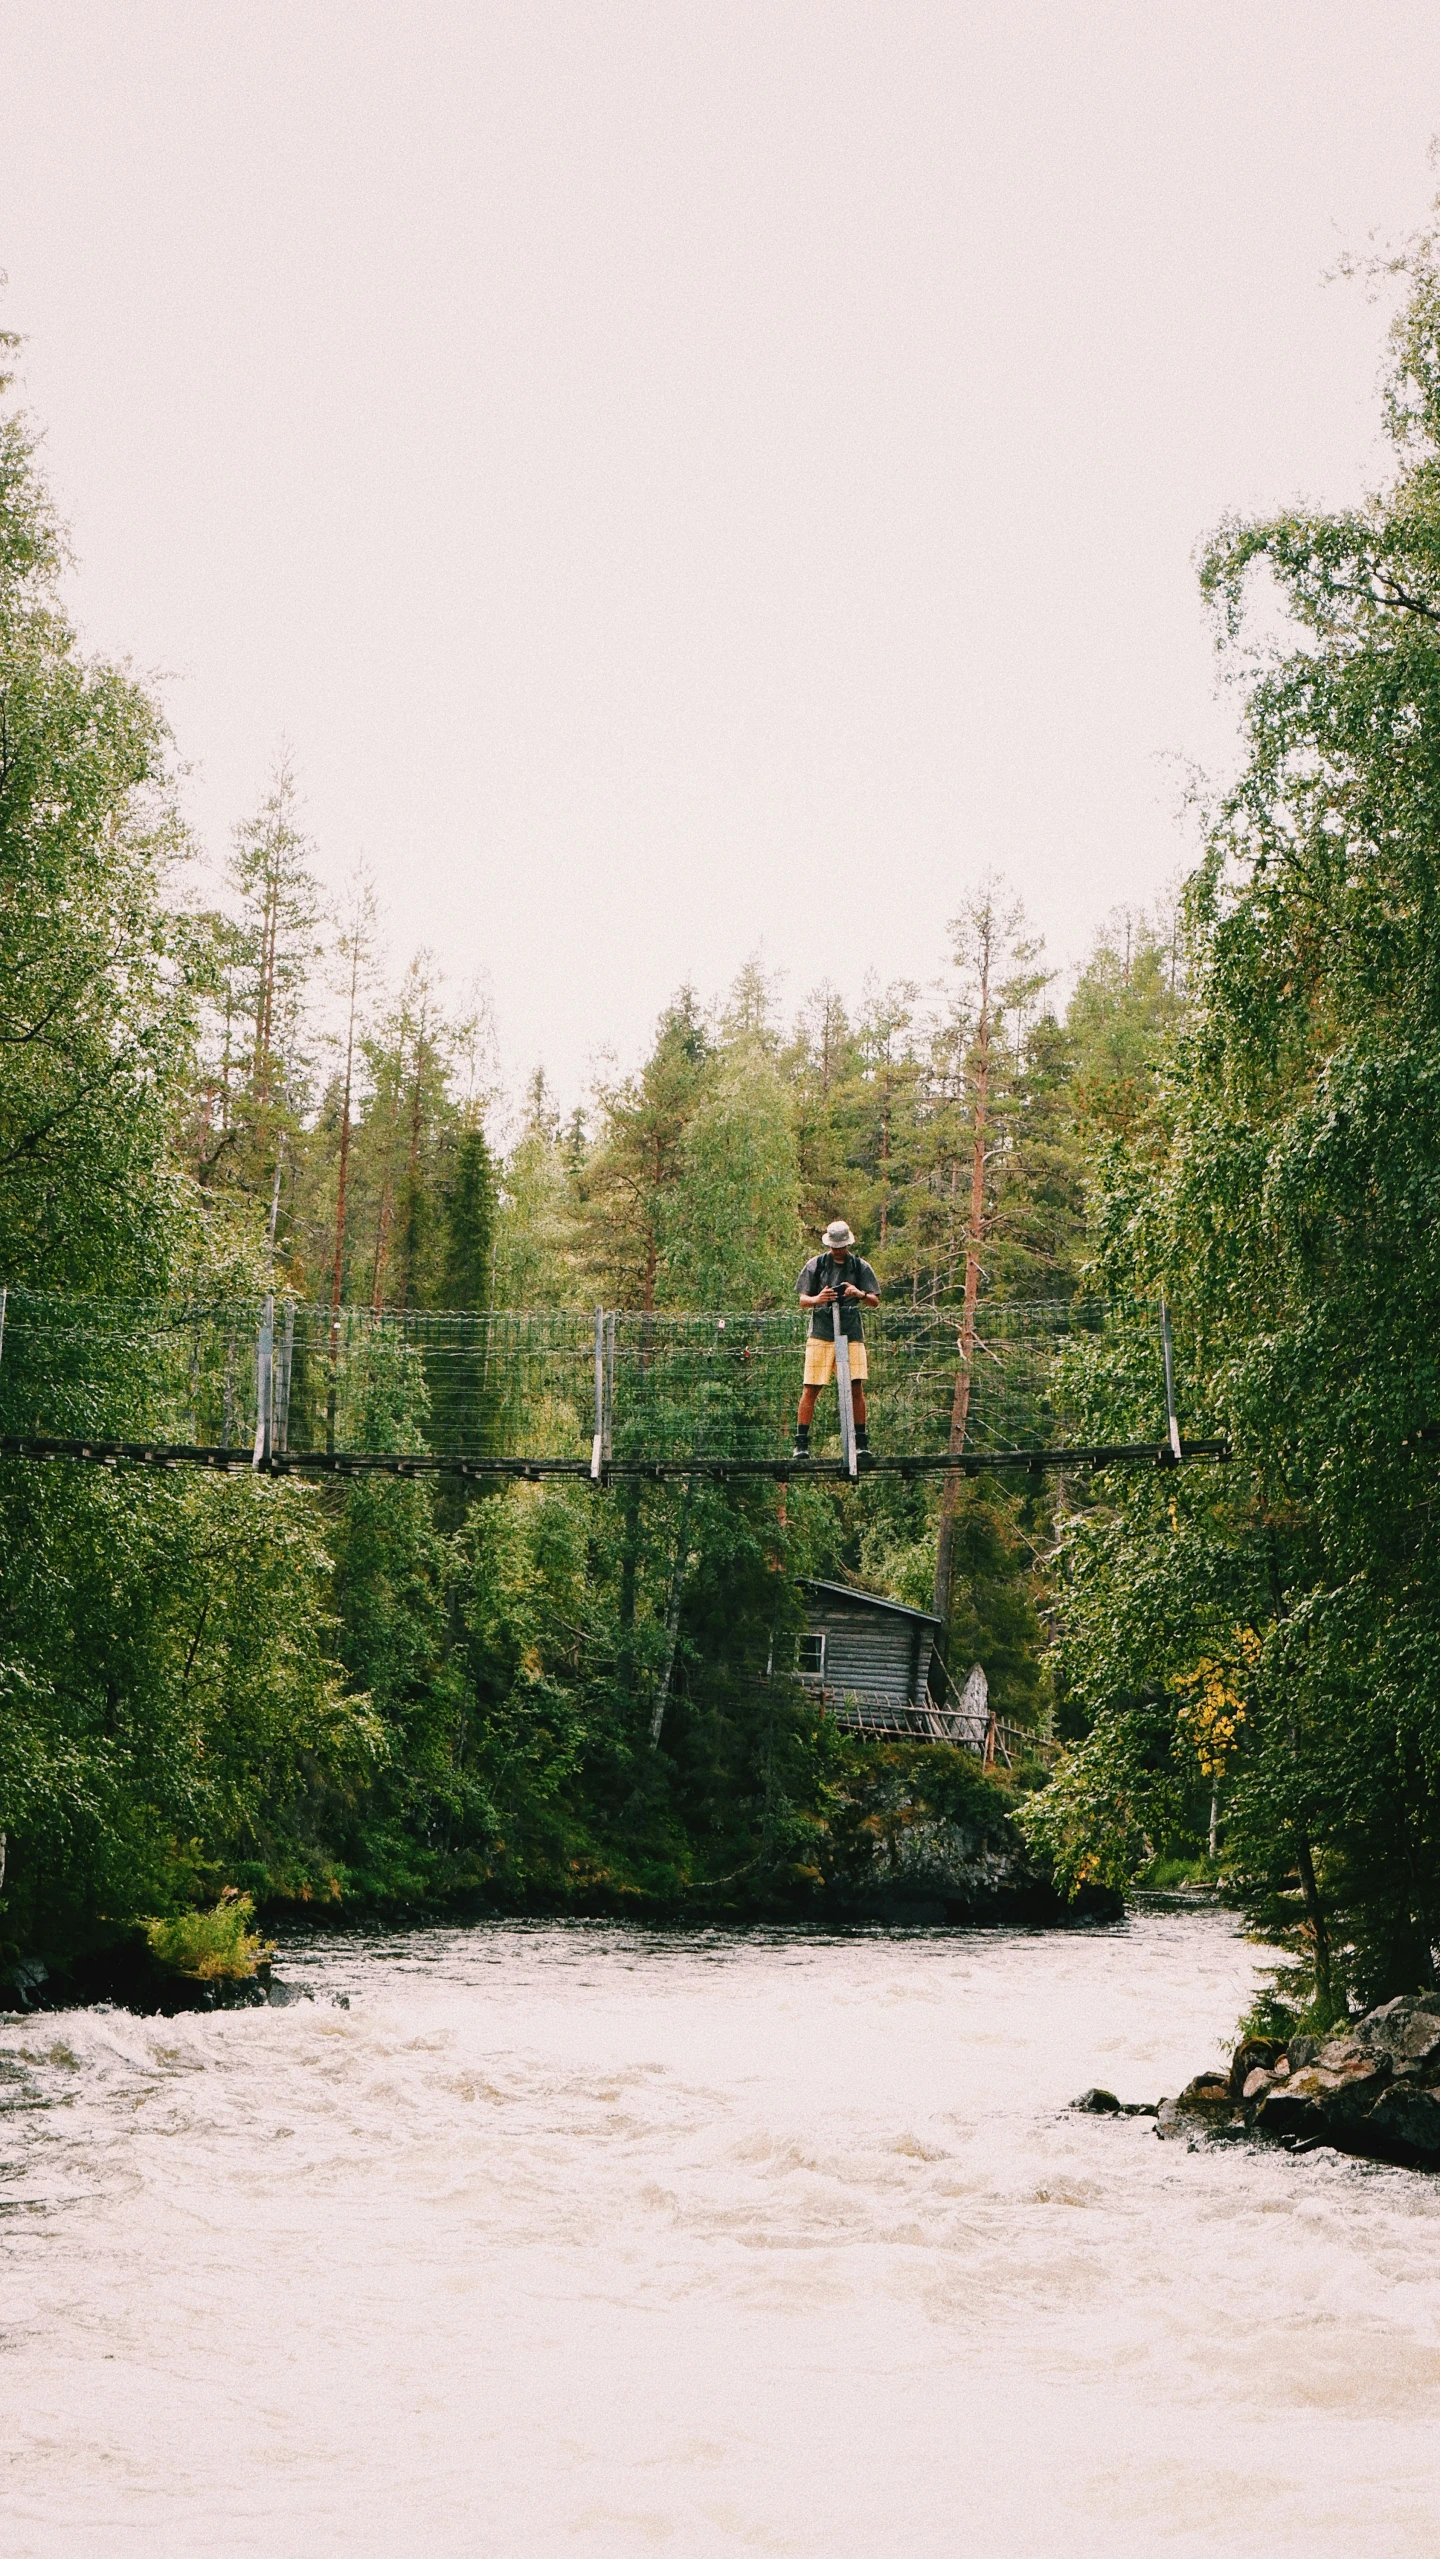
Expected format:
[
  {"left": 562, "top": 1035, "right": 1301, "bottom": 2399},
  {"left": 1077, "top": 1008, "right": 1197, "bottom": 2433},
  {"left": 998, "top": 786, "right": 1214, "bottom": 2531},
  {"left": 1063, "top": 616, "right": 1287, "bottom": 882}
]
[
  {"left": 662, "top": 1034, "right": 802, "bottom": 1308},
  {"left": 216, "top": 756, "right": 324, "bottom": 1207},
  {"left": 576, "top": 992, "right": 710, "bottom": 1308},
  {"left": 494, "top": 1071, "right": 578, "bottom": 1307},
  {"left": 1067, "top": 902, "right": 1187, "bottom": 1155},
  {"left": 442, "top": 1126, "right": 498, "bottom": 1310}
]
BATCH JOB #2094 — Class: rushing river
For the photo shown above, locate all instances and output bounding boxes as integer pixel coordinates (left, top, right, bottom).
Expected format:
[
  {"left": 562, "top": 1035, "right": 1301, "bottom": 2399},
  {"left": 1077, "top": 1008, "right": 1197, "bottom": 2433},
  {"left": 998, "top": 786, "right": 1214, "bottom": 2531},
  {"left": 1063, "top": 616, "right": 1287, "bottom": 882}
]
[{"left": 2, "top": 1911, "right": 1437, "bottom": 2556}]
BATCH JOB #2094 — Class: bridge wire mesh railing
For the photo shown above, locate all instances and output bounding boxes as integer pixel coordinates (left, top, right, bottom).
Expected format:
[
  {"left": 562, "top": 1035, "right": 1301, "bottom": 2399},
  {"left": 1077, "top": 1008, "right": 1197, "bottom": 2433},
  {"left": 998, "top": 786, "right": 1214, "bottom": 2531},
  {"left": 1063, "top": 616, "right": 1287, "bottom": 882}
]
[
  {"left": 0, "top": 1289, "right": 1180, "bottom": 1472},
  {"left": 606, "top": 1299, "right": 1171, "bottom": 1465}
]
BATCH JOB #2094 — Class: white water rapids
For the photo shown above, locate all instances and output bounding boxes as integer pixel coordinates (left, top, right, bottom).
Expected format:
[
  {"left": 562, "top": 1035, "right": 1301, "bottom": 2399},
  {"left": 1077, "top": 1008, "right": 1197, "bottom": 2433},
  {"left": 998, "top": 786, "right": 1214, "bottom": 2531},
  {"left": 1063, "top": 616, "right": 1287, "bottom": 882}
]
[{"left": 2, "top": 1911, "right": 1437, "bottom": 2556}]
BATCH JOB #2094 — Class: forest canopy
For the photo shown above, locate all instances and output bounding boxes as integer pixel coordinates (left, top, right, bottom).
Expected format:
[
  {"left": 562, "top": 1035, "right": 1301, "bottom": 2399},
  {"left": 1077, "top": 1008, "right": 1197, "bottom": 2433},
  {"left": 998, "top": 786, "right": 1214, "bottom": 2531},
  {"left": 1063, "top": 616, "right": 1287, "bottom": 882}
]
[{"left": 3, "top": 215, "right": 1439, "bottom": 2022}]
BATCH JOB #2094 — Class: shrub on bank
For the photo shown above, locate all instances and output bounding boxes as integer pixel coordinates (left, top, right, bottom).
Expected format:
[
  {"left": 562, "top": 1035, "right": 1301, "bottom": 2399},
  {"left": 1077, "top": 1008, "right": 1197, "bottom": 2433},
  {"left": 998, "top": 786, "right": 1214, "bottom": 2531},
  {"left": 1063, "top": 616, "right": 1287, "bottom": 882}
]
[{"left": 145, "top": 1890, "right": 273, "bottom": 1981}]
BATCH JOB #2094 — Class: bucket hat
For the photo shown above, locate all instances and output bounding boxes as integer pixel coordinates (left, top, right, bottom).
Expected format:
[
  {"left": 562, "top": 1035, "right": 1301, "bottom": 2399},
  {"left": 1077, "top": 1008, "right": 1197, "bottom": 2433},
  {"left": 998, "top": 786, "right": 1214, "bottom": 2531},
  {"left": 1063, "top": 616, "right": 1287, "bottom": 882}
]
[{"left": 822, "top": 1219, "right": 857, "bottom": 1248}]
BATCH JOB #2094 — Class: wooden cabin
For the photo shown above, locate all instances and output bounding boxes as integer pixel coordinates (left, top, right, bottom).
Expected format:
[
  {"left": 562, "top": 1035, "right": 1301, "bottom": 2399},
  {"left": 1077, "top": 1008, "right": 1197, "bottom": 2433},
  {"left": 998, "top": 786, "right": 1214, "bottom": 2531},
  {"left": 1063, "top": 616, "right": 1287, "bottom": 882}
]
[{"left": 796, "top": 1580, "right": 945, "bottom": 1738}]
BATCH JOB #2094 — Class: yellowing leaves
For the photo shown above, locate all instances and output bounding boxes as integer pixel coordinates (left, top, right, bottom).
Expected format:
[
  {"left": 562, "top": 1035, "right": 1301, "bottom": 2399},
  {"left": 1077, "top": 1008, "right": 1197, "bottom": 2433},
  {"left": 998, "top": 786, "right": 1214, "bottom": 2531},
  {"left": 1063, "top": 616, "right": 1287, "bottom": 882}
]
[{"left": 1171, "top": 1642, "right": 1252, "bottom": 1778}]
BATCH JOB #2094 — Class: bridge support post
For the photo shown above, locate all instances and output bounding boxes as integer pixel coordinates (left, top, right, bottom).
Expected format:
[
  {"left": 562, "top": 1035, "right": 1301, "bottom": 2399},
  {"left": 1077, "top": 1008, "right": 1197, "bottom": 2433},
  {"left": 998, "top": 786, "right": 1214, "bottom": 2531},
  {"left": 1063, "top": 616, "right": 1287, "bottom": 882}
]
[
  {"left": 276, "top": 1302, "right": 295, "bottom": 1455},
  {"left": 253, "top": 1294, "right": 274, "bottom": 1470},
  {"left": 591, "top": 1306, "right": 605, "bottom": 1481},
  {"left": 1160, "top": 1294, "right": 1182, "bottom": 1464},
  {"left": 833, "top": 1297, "right": 858, "bottom": 1478}
]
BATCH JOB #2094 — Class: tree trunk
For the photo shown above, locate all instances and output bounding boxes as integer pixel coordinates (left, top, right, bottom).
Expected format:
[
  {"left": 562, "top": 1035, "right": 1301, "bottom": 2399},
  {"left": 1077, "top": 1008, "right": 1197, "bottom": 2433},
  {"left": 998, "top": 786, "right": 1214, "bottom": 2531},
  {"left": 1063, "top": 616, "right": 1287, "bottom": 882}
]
[
  {"left": 649, "top": 1479, "right": 695, "bottom": 1750},
  {"left": 1295, "top": 1831, "right": 1339, "bottom": 2022},
  {"left": 253, "top": 865, "right": 279, "bottom": 1098},
  {"left": 371, "top": 1180, "right": 394, "bottom": 1311},
  {"left": 399, "top": 1016, "right": 427, "bottom": 1309},
  {"left": 327, "top": 951, "right": 359, "bottom": 1450},
  {"left": 618, "top": 1477, "right": 643, "bottom": 1697},
  {"left": 370, "top": 1016, "right": 411, "bottom": 1312}
]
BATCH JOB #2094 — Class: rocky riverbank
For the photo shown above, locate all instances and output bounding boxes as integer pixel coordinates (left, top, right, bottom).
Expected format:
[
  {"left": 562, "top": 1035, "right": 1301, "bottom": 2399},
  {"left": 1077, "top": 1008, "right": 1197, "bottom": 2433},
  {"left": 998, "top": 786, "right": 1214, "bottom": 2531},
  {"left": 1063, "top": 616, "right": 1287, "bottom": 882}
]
[
  {"left": 2, "top": 1947, "right": 320, "bottom": 2017},
  {"left": 823, "top": 1743, "right": 1122, "bottom": 1925},
  {"left": 1076, "top": 1991, "right": 1440, "bottom": 2168}
]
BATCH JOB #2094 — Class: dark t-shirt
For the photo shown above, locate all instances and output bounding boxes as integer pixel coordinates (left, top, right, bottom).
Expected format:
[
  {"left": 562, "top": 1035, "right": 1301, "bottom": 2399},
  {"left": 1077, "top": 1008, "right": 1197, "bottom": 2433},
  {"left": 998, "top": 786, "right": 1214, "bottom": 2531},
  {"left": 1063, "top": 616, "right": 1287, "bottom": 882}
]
[{"left": 798, "top": 1252, "right": 879, "bottom": 1341}]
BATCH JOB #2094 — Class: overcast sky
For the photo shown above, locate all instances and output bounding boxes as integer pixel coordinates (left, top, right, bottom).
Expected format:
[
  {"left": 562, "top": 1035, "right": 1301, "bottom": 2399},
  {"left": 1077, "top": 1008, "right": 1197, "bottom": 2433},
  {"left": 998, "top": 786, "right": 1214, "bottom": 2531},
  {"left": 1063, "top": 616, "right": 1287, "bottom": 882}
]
[{"left": 3, "top": 2, "right": 1438, "bottom": 1106}]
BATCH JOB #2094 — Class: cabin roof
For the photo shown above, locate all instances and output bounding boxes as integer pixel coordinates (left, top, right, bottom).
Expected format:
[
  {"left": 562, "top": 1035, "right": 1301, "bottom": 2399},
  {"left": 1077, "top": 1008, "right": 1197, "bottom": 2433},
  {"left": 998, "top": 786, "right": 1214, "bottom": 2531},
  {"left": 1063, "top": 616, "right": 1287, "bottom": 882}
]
[{"left": 799, "top": 1578, "right": 942, "bottom": 1633}]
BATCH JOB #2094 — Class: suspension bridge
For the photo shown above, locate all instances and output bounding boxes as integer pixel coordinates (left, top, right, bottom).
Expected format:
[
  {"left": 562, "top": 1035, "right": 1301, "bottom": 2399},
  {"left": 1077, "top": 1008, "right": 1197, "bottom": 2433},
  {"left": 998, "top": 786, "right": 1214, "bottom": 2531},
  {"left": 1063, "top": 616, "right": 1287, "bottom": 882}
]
[{"left": 0, "top": 1288, "right": 1225, "bottom": 1482}]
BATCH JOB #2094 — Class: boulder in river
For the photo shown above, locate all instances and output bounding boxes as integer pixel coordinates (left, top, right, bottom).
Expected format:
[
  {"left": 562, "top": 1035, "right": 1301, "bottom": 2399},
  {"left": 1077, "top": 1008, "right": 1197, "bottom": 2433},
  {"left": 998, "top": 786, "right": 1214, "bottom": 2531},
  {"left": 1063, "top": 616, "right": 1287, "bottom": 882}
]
[
  {"left": 1215, "top": 1993, "right": 1440, "bottom": 2166},
  {"left": 1148, "top": 2073, "right": 1243, "bottom": 2142},
  {"left": 1176, "top": 2070, "right": 1234, "bottom": 2115},
  {"left": 1353, "top": 1994, "right": 1440, "bottom": 2072},
  {"left": 1254, "top": 2040, "right": 1391, "bottom": 2143},
  {"left": 1364, "top": 2080, "right": 1440, "bottom": 2157},
  {"left": 1068, "top": 2087, "right": 1159, "bottom": 2120},
  {"left": 1228, "top": 2037, "right": 1283, "bottom": 2099},
  {"left": 1099, "top": 1992, "right": 1440, "bottom": 2168}
]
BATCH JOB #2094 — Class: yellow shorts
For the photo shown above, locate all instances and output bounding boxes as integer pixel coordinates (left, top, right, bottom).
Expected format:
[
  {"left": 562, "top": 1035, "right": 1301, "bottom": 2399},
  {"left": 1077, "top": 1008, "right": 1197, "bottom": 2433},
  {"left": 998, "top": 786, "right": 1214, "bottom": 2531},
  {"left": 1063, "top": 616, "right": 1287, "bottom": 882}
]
[{"left": 803, "top": 1338, "right": 869, "bottom": 1387}]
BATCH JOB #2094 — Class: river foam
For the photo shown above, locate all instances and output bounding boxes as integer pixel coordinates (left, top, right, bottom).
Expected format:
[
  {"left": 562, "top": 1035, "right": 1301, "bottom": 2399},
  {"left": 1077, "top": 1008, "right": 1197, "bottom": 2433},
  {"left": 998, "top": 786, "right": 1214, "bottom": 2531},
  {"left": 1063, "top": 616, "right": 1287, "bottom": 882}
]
[{"left": 2, "top": 1913, "right": 1437, "bottom": 2556}]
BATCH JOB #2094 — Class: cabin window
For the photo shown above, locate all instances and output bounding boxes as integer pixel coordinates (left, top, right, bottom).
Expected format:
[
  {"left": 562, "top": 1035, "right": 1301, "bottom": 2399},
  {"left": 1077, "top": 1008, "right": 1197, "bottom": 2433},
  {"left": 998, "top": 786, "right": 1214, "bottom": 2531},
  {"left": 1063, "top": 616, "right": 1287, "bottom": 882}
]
[{"left": 797, "top": 1632, "right": 826, "bottom": 1679}]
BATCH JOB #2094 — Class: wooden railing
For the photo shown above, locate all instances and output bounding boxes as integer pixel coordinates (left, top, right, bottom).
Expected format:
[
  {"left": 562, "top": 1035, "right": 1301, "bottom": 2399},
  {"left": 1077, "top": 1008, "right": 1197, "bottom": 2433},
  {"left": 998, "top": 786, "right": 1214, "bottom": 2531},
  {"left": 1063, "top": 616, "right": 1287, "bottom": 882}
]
[
  {"left": 977, "top": 1711, "right": 1058, "bottom": 1770},
  {"left": 801, "top": 1681, "right": 1056, "bottom": 1763}
]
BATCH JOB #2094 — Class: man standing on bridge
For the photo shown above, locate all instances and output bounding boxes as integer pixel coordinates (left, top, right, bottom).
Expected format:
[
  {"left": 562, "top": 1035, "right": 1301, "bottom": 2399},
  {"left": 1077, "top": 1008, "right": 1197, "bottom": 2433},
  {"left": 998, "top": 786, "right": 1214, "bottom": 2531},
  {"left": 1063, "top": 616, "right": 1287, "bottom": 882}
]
[{"left": 793, "top": 1219, "right": 880, "bottom": 1461}]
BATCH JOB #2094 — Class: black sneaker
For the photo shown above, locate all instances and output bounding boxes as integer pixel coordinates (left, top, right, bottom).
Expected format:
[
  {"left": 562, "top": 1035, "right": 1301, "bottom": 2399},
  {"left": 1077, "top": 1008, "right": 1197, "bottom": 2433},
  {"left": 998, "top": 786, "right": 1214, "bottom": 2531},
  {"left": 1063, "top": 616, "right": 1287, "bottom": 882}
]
[{"left": 791, "top": 1436, "right": 811, "bottom": 1461}]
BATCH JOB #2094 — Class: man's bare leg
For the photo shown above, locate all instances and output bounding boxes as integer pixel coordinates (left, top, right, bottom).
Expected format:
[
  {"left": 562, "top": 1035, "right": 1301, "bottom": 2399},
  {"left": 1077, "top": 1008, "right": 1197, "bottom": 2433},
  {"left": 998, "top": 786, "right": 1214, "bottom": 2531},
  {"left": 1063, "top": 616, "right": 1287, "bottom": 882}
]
[{"left": 794, "top": 1381, "right": 867, "bottom": 1450}]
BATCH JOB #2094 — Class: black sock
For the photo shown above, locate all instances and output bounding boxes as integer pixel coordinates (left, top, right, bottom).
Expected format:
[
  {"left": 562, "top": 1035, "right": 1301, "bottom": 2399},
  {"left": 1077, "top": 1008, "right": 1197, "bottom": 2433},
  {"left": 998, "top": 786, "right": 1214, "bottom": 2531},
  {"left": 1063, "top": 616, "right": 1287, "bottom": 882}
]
[
  {"left": 854, "top": 1423, "right": 868, "bottom": 1449},
  {"left": 794, "top": 1421, "right": 810, "bottom": 1447}
]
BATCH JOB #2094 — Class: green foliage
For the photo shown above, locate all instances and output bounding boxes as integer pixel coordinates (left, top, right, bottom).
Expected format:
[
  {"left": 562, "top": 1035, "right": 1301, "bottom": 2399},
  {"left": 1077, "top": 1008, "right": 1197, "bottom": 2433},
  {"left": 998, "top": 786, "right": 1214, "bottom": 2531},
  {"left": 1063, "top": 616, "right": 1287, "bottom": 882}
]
[
  {"left": 493, "top": 1073, "right": 577, "bottom": 1308},
  {"left": 578, "top": 993, "right": 710, "bottom": 1308},
  {"left": 1067, "top": 908, "right": 1186, "bottom": 1156},
  {"left": 0, "top": 401, "right": 192, "bottom": 1292},
  {"left": 146, "top": 1889, "right": 271, "bottom": 1980},
  {"left": 35, "top": 245, "right": 1429, "bottom": 1986},
  {"left": 1023, "top": 221, "right": 1440, "bottom": 2009},
  {"left": 442, "top": 1126, "right": 497, "bottom": 1309},
  {"left": 660, "top": 1038, "right": 802, "bottom": 1309},
  {"left": 0, "top": 1454, "right": 382, "bottom": 1955}
]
